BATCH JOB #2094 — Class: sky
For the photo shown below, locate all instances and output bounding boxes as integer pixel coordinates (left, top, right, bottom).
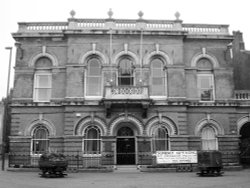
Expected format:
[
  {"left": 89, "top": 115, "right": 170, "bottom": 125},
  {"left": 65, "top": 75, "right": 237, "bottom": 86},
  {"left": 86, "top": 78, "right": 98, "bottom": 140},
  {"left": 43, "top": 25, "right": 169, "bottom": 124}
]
[{"left": 1, "top": 0, "right": 250, "bottom": 100}]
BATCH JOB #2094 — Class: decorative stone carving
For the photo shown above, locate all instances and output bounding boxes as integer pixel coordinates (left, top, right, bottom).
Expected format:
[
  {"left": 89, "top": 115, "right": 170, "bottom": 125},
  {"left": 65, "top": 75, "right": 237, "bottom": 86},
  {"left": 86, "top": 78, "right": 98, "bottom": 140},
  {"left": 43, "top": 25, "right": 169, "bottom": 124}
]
[
  {"left": 70, "top": 10, "right": 76, "bottom": 18},
  {"left": 175, "top": 11, "right": 180, "bottom": 20},
  {"left": 108, "top": 8, "right": 113, "bottom": 19},
  {"left": 138, "top": 11, "right": 144, "bottom": 19}
]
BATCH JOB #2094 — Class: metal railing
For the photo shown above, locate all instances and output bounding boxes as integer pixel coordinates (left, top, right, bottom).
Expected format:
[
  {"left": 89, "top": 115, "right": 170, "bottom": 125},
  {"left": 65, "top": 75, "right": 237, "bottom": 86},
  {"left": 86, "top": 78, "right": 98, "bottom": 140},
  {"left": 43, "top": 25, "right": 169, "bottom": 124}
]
[{"left": 8, "top": 153, "right": 113, "bottom": 169}]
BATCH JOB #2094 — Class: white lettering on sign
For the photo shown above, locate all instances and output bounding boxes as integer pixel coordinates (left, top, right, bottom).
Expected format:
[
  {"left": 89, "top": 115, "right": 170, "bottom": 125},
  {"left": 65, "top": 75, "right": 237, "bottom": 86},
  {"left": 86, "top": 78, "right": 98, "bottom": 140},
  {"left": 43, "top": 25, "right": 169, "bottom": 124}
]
[{"left": 156, "top": 151, "right": 197, "bottom": 164}]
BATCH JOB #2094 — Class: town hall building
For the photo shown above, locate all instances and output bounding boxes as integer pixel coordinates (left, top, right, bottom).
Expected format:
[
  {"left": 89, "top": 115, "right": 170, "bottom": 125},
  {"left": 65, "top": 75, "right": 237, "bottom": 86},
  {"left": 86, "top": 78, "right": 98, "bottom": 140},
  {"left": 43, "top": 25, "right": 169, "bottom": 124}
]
[{"left": 8, "top": 10, "right": 250, "bottom": 169}]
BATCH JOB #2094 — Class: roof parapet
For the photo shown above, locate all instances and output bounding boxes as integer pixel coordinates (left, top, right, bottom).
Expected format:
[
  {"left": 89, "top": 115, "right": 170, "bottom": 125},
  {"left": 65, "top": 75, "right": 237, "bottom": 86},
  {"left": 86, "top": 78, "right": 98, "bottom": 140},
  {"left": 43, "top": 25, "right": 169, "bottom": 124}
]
[{"left": 16, "top": 10, "right": 229, "bottom": 35}]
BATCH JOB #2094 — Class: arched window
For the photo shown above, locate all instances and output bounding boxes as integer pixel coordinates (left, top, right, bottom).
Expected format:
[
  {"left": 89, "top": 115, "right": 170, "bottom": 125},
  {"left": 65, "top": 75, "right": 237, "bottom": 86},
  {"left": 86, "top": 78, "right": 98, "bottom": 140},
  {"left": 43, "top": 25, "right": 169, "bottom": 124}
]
[
  {"left": 31, "top": 125, "right": 50, "bottom": 155},
  {"left": 201, "top": 125, "right": 218, "bottom": 150},
  {"left": 197, "top": 58, "right": 213, "bottom": 70},
  {"left": 35, "top": 57, "right": 53, "bottom": 67},
  {"left": 33, "top": 57, "right": 52, "bottom": 102},
  {"left": 118, "top": 57, "right": 134, "bottom": 86},
  {"left": 86, "top": 57, "right": 102, "bottom": 96},
  {"left": 152, "top": 125, "right": 169, "bottom": 153},
  {"left": 150, "top": 58, "right": 166, "bottom": 96},
  {"left": 83, "top": 126, "right": 101, "bottom": 155},
  {"left": 197, "top": 58, "right": 215, "bottom": 101}
]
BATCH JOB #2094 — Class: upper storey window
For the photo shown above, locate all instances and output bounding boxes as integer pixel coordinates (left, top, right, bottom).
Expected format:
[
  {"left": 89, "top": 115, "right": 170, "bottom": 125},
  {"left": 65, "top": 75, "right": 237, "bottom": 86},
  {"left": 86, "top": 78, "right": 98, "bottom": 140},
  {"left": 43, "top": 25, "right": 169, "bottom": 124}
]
[
  {"left": 198, "top": 74, "right": 214, "bottom": 101},
  {"left": 150, "top": 58, "right": 166, "bottom": 96},
  {"left": 86, "top": 57, "right": 102, "bottom": 97},
  {"left": 34, "top": 72, "right": 52, "bottom": 102},
  {"left": 197, "top": 58, "right": 214, "bottom": 102},
  {"left": 33, "top": 57, "right": 52, "bottom": 102},
  {"left": 118, "top": 57, "right": 134, "bottom": 86}
]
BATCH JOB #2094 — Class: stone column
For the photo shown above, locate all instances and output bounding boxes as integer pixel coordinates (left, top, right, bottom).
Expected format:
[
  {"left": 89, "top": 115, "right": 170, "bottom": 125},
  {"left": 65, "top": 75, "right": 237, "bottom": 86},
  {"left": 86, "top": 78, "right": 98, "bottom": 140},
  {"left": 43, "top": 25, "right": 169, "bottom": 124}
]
[
  {"left": 101, "top": 136, "right": 116, "bottom": 166},
  {"left": 137, "top": 136, "right": 152, "bottom": 165}
]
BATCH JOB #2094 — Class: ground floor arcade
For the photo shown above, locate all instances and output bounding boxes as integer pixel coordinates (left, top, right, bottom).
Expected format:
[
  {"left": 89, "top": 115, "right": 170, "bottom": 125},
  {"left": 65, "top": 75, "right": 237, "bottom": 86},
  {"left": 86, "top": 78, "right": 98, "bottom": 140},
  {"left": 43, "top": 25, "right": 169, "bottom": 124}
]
[{"left": 7, "top": 104, "right": 250, "bottom": 168}]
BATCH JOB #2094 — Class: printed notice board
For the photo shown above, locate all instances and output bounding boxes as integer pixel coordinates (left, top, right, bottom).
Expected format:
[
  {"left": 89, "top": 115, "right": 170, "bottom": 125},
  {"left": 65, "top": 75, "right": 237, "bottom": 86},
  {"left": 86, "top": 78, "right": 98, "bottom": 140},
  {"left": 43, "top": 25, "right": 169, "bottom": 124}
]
[{"left": 156, "top": 151, "right": 197, "bottom": 164}]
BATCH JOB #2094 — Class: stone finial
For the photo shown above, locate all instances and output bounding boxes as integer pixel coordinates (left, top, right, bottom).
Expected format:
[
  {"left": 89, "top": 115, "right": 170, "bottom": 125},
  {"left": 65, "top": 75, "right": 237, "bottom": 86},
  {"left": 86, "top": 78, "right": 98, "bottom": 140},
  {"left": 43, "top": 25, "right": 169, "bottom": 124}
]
[
  {"left": 108, "top": 8, "right": 113, "bottom": 19},
  {"left": 70, "top": 10, "right": 76, "bottom": 18},
  {"left": 138, "top": 11, "right": 144, "bottom": 19},
  {"left": 175, "top": 11, "right": 180, "bottom": 20}
]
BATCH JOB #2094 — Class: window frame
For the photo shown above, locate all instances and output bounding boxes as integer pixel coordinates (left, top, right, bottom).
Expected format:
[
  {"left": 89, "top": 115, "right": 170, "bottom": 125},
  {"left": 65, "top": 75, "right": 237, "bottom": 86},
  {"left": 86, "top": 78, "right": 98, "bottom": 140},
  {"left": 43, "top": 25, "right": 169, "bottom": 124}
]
[
  {"left": 197, "top": 73, "right": 215, "bottom": 102},
  {"left": 82, "top": 125, "right": 102, "bottom": 156},
  {"left": 152, "top": 125, "right": 170, "bottom": 153},
  {"left": 31, "top": 125, "right": 50, "bottom": 156},
  {"left": 201, "top": 125, "right": 218, "bottom": 151},
  {"left": 150, "top": 58, "right": 167, "bottom": 99},
  {"left": 85, "top": 57, "right": 103, "bottom": 99},
  {"left": 33, "top": 71, "right": 52, "bottom": 102},
  {"left": 117, "top": 56, "right": 135, "bottom": 86}
]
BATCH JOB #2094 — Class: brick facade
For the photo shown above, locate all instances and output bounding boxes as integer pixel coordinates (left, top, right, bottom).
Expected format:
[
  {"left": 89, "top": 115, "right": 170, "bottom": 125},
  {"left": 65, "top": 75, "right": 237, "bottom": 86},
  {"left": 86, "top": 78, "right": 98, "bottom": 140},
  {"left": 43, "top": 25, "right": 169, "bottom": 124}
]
[{"left": 8, "top": 12, "right": 250, "bottom": 168}]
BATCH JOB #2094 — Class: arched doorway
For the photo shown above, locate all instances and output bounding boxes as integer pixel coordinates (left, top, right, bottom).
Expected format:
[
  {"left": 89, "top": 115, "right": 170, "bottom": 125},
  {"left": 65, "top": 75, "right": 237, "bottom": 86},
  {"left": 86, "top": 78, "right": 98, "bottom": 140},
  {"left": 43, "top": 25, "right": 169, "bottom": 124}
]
[
  {"left": 240, "top": 122, "right": 250, "bottom": 165},
  {"left": 116, "top": 126, "right": 136, "bottom": 165}
]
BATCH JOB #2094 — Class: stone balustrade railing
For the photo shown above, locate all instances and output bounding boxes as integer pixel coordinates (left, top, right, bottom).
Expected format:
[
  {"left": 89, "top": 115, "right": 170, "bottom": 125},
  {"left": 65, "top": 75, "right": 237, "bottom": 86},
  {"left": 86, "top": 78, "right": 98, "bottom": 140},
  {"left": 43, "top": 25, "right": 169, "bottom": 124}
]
[
  {"left": 234, "top": 90, "right": 250, "bottom": 100},
  {"left": 183, "top": 24, "right": 229, "bottom": 34},
  {"left": 17, "top": 18, "right": 229, "bottom": 35},
  {"left": 105, "top": 86, "right": 149, "bottom": 100},
  {"left": 18, "top": 22, "right": 68, "bottom": 32}
]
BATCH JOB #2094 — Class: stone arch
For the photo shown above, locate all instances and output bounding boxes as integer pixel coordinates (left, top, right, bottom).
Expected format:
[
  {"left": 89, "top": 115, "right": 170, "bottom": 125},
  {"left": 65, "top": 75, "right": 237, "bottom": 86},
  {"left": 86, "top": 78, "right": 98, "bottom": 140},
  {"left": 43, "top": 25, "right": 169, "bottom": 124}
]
[
  {"left": 25, "top": 119, "right": 56, "bottom": 136},
  {"left": 145, "top": 116, "right": 178, "bottom": 136},
  {"left": 194, "top": 118, "right": 224, "bottom": 136},
  {"left": 191, "top": 53, "right": 219, "bottom": 68},
  {"left": 144, "top": 50, "right": 172, "bottom": 65},
  {"left": 80, "top": 51, "right": 107, "bottom": 65},
  {"left": 237, "top": 115, "right": 250, "bottom": 134},
  {"left": 29, "top": 52, "right": 58, "bottom": 67},
  {"left": 74, "top": 116, "right": 107, "bottom": 136},
  {"left": 109, "top": 114, "right": 143, "bottom": 136},
  {"left": 114, "top": 51, "right": 139, "bottom": 65}
]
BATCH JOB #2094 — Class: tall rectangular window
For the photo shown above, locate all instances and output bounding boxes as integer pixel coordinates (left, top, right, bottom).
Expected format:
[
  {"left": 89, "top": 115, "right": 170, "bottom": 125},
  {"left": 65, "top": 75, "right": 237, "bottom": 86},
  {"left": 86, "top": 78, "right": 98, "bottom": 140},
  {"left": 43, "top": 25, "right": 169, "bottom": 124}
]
[
  {"left": 34, "top": 72, "right": 52, "bottom": 102},
  {"left": 151, "top": 59, "right": 166, "bottom": 96},
  {"left": 198, "top": 74, "right": 214, "bottom": 101},
  {"left": 118, "top": 57, "right": 134, "bottom": 86},
  {"left": 86, "top": 57, "right": 102, "bottom": 97}
]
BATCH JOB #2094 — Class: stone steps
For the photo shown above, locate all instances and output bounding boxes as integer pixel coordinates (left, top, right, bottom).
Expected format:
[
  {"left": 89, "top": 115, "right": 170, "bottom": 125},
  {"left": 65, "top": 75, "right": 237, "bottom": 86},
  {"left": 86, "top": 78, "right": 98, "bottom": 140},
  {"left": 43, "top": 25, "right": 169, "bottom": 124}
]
[{"left": 114, "top": 165, "right": 139, "bottom": 173}]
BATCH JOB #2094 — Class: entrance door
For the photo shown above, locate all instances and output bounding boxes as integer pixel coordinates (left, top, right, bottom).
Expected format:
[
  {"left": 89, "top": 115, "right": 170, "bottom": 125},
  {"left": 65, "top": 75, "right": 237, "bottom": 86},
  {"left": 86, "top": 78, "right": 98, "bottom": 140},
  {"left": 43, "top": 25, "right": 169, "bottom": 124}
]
[
  {"left": 116, "top": 126, "right": 135, "bottom": 165},
  {"left": 117, "top": 137, "right": 135, "bottom": 165},
  {"left": 240, "top": 123, "right": 250, "bottom": 166}
]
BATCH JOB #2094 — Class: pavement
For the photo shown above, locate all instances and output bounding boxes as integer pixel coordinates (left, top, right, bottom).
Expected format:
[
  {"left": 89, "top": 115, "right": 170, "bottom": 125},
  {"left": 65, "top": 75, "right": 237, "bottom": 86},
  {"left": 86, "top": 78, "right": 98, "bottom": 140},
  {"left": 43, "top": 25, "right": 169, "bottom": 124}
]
[{"left": 0, "top": 168, "right": 250, "bottom": 188}]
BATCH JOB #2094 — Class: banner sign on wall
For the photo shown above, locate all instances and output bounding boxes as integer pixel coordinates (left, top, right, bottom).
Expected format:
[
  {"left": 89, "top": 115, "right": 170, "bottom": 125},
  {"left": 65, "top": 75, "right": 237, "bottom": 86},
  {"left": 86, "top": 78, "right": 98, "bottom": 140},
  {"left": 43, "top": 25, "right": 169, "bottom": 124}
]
[{"left": 156, "top": 151, "right": 197, "bottom": 164}]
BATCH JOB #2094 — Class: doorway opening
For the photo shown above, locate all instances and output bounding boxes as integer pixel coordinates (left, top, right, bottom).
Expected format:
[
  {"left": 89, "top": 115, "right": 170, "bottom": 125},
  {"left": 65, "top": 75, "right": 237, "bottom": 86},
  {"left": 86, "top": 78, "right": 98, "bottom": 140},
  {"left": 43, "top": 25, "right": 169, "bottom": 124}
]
[
  {"left": 240, "top": 122, "right": 250, "bottom": 166},
  {"left": 116, "top": 126, "right": 135, "bottom": 165}
]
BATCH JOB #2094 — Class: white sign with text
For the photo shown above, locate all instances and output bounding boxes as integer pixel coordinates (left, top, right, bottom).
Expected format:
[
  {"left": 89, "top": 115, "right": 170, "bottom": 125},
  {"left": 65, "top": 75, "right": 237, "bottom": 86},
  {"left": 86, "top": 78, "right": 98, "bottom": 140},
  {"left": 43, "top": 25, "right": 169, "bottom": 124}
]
[{"left": 156, "top": 151, "right": 197, "bottom": 164}]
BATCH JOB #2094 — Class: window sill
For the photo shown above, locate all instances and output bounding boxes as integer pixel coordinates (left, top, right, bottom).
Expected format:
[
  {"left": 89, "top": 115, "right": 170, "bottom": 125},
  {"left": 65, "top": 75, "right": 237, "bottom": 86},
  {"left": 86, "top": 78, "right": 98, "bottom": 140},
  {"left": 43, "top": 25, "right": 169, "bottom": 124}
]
[
  {"left": 30, "top": 154, "right": 42, "bottom": 157},
  {"left": 82, "top": 154, "right": 102, "bottom": 157},
  {"left": 199, "top": 100, "right": 215, "bottom": 103},
  {"left": 150, "top": 96, "right": 167, "bottom": 100},
  {"left": 85, "top": 96, "right": 102, "bottom": 100}
]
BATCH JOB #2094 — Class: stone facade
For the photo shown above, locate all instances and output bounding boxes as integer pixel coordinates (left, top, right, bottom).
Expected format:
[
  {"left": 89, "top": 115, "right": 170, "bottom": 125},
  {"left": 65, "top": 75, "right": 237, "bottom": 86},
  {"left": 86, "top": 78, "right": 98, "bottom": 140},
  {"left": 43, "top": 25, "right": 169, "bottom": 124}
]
[{"left": 8, "top": 11, "right": 250, "bottom": 168}]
